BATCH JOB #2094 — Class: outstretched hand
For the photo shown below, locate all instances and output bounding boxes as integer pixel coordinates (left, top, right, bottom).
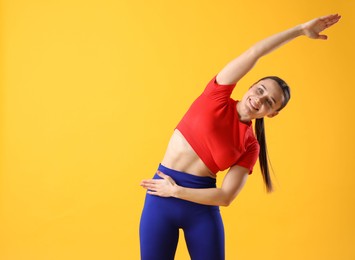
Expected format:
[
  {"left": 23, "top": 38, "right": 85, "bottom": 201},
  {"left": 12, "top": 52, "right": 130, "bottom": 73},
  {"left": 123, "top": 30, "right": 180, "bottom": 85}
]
[
  {"left": 140, "top": 171, "right": 178, "bottom": 197},
  {"left": 302, "top": 14, "right": 341, "bottom": 40}
]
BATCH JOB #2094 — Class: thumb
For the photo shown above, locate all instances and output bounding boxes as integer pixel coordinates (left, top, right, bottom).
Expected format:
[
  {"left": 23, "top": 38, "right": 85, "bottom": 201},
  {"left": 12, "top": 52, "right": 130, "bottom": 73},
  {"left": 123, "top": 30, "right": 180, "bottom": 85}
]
[
  {"left": 157, "top": 170, "right": 168, "bottom": 179},
  {"left": 317, "top": 34, "right": 328, "bottom": 40}
]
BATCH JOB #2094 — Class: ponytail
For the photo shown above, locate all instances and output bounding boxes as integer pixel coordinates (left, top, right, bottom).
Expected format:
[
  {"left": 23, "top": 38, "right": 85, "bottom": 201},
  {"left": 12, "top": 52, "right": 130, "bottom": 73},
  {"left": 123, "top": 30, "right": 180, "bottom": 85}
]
[
  {"left": 254, "top": 76, "right": 291, "bottom": 193},
  {"left": 255, "top": 118, "right": 273, "bottom": 192}
]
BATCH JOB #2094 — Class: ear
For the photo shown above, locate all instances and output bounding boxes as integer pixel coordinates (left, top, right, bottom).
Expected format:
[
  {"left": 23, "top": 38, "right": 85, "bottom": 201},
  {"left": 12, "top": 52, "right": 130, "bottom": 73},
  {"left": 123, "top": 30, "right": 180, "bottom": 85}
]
[{"left": 267, "top": 111, "right": 279, "bottom": 118}]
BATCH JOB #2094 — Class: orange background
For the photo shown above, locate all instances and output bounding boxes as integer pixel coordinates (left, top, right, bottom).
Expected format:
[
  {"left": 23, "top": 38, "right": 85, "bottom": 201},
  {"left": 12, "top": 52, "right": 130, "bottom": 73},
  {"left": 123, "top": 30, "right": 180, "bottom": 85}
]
[{"left": 1, "top": 1, "right": 354, "bottom": 259}]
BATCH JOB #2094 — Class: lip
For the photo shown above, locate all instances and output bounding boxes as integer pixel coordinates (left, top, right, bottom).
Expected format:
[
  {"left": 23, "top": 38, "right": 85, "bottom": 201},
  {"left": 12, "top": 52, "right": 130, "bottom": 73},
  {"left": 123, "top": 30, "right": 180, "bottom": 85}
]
[{"left": 249, "top": 98, "right": 259, "bottom": 111}]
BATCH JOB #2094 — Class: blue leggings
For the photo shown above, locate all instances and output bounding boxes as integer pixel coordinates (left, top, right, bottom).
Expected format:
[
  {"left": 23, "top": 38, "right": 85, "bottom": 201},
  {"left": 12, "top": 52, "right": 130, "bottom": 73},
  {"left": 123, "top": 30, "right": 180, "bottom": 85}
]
[{"left": 139, "top": 164, "right": 225, "bottom": 260}]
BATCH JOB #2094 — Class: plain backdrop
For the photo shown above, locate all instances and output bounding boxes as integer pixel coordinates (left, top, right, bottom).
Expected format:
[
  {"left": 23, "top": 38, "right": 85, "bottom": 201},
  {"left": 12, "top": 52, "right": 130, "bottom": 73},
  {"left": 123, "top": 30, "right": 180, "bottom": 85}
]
[{"left": 1, "top": 0, "right": 354, "bottom": 259}]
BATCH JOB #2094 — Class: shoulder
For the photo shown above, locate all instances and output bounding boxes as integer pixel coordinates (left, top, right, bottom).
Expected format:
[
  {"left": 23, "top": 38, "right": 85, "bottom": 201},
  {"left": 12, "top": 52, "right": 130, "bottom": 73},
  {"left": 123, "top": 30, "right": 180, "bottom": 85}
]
[{"left": 202, "top": 75, "right": 237, "bottom": 103}]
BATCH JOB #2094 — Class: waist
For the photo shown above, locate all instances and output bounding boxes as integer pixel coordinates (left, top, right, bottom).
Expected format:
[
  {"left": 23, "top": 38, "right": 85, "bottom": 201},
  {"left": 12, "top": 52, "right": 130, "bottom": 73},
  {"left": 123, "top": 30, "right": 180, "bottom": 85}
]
[
  {"left": 156, "top": 164, "right": 216, "bottom": 189},
  {"left": 161, "top": 130, "right": 216, "bottom": 178}
]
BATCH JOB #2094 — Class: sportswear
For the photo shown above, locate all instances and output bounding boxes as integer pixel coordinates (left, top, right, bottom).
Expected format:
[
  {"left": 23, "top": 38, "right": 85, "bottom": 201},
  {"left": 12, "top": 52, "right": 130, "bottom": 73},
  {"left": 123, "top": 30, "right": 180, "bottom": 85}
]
[
  {"left": 176, "top": 76, "right": 259, "bottom": 174},
  {"left": 140, "top": 164, "right": 225, "bottom": 260}
]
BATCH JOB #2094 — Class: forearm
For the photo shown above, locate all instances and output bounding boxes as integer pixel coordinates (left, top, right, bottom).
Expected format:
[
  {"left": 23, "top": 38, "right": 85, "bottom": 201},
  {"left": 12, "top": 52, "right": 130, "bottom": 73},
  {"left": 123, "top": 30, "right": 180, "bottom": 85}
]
[
  {"left": 173, "top": 186, "right": 232, "bottom": 207},
  {"left": 217, "top": 24, "right": 305, "bottom": 85},
  {"left": 141, "top": 166, "right": 249, "bottom": 206},
  {"left": 250, "top": 24, "right": 304, "bottom": 58}
]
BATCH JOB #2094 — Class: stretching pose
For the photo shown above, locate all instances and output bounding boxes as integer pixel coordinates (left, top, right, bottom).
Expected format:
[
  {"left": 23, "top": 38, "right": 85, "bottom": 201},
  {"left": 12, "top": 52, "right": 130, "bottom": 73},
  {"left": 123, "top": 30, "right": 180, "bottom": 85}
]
[{"left": 140, "top": 14, "right": 340, "bottom": 260}]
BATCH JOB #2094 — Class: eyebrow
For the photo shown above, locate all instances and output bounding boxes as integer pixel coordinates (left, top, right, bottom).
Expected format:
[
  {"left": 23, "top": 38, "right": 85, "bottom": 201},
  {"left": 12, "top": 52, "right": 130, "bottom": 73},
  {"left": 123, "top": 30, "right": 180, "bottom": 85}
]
[{"left": 260, "top": 84, "right": 277, "bottom": 104}]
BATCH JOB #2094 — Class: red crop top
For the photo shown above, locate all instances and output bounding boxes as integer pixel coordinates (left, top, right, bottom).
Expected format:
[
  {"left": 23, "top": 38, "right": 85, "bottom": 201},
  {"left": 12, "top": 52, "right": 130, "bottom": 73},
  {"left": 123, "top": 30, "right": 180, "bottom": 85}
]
[{"left": 176, "top": 76, "right": 260, "bottom": 174}]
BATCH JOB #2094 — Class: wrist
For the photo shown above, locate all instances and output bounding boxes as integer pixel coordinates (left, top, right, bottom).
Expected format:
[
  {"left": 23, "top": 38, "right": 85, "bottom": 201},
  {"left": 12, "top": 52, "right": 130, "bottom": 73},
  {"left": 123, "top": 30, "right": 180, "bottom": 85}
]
[
  {"left": 172, "top": 184, "right": 182, "bottom": 198},
  {"left": 294, "top": 24, "right": 305, "bottom": 37}
]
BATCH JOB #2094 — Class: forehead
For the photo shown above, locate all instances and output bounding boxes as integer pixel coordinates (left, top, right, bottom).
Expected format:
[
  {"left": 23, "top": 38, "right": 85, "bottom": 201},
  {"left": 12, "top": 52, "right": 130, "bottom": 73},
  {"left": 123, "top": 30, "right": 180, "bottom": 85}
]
[{"left": 257, "top": 79, "right": 285, "bottom": 104}]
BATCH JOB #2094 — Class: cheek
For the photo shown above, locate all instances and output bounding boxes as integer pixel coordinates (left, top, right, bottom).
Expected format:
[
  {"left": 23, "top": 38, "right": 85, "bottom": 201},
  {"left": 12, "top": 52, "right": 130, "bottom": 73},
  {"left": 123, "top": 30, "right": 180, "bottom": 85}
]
[{"left": 261, "top": 106, "right": 274, "bottom": 115}]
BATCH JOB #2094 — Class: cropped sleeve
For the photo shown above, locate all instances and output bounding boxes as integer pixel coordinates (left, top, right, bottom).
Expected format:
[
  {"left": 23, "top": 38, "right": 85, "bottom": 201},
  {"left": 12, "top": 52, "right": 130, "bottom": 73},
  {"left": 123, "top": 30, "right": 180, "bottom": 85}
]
[
  {"left": 234, "top": 137, "right": 260, "bottom": 174},
  {"left": 202, "top": 75, "right": 237, "bottom": 103}
]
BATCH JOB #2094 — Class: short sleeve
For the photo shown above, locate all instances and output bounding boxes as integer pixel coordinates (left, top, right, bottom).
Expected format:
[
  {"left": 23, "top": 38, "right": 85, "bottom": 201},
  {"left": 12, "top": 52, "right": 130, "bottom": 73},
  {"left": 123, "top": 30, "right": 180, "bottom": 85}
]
[
  {"left": 202, "top": 75, "right": 237, "bottom": 103},
  {"left": 234, "top": 140, "right": 260, "bottom": 174}
]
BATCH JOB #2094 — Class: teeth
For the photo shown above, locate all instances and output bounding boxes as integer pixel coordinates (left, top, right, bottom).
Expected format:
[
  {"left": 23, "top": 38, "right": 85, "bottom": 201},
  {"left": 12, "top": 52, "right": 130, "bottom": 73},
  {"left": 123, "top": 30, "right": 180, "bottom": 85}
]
[{"left": 249, "top": 98, "right": 259, "bottom": 111}]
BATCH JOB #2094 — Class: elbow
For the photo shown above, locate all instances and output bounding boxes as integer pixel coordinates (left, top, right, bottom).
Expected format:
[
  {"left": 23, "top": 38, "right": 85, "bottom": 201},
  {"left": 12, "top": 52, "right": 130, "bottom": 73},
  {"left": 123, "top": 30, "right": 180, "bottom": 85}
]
[
  {"left": 220, "top": 196, "right": 234, "bottom": 207},
  {"left": 246, "top": 46, "right": 258, "bottom": 58},
  {"left": 248, "top": 45, "right": 263, "bottom": 60}
]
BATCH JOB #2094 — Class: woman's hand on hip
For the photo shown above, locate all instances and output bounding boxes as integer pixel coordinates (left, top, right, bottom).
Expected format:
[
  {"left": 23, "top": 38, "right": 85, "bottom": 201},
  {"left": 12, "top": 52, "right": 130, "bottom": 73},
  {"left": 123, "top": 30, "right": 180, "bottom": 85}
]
[{"left": 140, "top": 171, "right": 178, "bottom": 197}]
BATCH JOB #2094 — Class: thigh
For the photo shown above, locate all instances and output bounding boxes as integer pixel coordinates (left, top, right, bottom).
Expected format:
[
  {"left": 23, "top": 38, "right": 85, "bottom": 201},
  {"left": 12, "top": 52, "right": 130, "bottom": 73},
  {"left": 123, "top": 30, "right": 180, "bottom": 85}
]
[
  {"left": 139, "top": 194, "right": 179, "bottom": 260},
  {"left": 184, "top": 209, "right": 225, "bottom": 260}
]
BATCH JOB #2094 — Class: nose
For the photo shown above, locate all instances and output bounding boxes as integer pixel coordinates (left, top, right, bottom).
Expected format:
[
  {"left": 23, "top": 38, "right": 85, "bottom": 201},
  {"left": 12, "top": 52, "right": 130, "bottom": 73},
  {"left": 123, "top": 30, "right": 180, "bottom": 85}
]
[
  {"left": 255, "top": 97, "right": 261, "bottom": 105},
  {"left": 259, "top": 96, "right": 269, "bottom": 105}
]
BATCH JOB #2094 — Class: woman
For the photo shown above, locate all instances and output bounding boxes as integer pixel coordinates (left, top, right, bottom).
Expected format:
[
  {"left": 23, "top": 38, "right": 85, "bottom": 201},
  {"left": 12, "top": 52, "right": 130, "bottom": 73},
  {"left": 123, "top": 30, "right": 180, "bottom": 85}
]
[{"left": 140, "top": 14, "right": 341, "bottom": 260}]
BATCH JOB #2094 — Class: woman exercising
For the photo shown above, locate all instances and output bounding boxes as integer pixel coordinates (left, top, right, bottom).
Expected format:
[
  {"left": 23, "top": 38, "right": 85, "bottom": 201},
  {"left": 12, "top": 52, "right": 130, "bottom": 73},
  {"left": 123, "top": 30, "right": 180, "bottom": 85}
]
[{"left": 139, "top": 14, "right": 341, "bottom": 260}]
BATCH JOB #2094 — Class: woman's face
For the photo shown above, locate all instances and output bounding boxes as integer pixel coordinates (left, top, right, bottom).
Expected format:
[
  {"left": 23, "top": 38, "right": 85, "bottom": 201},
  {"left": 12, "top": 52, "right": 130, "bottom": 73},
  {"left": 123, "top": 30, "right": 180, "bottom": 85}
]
[{"left": 239, "top": 78, "right": 285, "bottom": 120}]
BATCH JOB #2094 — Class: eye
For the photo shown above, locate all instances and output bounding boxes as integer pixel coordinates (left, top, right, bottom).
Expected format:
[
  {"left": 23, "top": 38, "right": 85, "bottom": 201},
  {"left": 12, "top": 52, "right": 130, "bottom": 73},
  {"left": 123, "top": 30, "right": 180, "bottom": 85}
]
[
  {"left": 267, "top": 99, "right": 273, "bottom": 107},
  {"left": 257, "top": 88, "right": 264, "bottom": 94}
]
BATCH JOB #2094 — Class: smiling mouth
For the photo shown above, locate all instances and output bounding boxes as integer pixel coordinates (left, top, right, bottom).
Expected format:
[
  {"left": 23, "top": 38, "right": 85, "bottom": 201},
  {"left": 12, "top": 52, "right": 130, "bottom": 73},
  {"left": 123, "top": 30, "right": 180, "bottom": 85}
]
[{"left": 249, "top": 98, "right": 260, "bottom": 111}]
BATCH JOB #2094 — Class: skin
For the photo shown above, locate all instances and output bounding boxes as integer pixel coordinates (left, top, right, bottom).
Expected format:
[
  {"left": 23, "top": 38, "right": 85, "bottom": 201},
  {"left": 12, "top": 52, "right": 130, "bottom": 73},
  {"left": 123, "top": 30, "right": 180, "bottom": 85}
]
[
  {"left": 140, "top": 14, "right": 341, "bottom": 207},
  {"left": 238, "top": 78, "right": 285, "bottom": 122}
]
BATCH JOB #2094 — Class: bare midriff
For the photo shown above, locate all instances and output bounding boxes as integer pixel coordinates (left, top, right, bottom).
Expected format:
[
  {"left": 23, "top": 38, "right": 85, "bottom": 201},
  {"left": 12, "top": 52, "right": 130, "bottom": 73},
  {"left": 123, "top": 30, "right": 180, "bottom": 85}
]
[{"left": 161, "top": 129, "right": 216, "bottom": 178}]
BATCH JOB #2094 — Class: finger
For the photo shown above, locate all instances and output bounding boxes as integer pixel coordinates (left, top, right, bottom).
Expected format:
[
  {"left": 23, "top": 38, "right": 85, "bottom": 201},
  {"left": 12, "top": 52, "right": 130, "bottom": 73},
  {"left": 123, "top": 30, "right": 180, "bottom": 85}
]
[
  {"left": 317, "top": 34, "right": 328, "bottom": 40},
  {"left": 140, "top": 181, "right": 157, "bottom": 188},
  {"left": 320, "top": 14, "right": 334, "bottom": 19},
  {"left": 147, "top": 190, "right": 168, "bottom": 197},
  {"left": 147, "top": 186, "right": 157, "bottom": 191},
  {"left": 147, "top": 190, "right": 159, "bottom": 196},
  {"left": 320, "top": 14, "right": 339, "bottom": 21},
  {"left": 140, "top": 180, "right": 153, "bottom": 185},
  {"left": 326, "top": 17, "right": 341, "bottom": 28},
  {"left": 321, "top": 14, "right": 341, "bottom": 25},
  {"left": 141, "top": 179, "right": 162, "bottom": 185}
]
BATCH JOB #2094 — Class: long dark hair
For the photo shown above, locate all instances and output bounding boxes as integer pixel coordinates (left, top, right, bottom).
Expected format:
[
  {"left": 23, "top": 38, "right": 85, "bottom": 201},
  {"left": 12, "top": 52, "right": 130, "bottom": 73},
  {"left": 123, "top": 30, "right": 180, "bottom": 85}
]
[{"left": 255, "top": 76, "right": 291, "bottom": 192}]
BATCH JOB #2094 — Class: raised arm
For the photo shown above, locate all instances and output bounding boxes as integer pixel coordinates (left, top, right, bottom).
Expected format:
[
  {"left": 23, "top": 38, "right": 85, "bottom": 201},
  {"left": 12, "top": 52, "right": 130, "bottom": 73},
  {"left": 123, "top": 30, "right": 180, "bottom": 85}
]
[{"left": 216, "top": 14, "right": 341, "bottom": 85}]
